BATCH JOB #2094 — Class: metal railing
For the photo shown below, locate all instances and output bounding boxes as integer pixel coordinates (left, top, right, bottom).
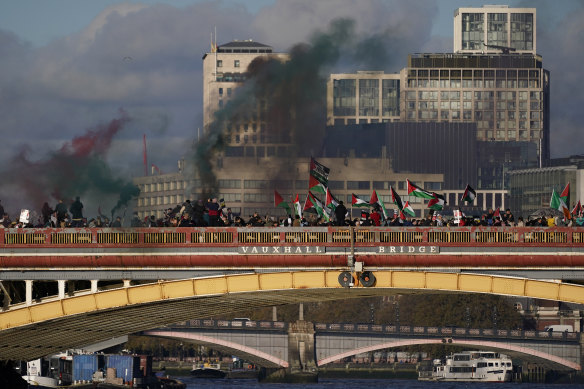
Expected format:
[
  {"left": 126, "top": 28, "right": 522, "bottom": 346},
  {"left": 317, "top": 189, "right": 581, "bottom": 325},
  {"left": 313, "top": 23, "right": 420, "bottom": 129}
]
[
  {"left": 2, "top": 227, "right": 583, "bottom": 247},
  {"left": 163, "top": 320, "right": 580, "bottom": 342}
]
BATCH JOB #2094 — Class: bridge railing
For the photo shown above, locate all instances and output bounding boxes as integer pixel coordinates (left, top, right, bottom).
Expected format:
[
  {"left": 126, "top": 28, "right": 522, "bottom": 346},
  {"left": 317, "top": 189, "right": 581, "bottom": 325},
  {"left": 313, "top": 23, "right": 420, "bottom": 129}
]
[
  {"left": 314, "top": 322, "right": 581, "bottom": 342},
  {"left": 2, "top": 226, "right": 583, "bottom": 247},
  {"left": 169, "top": 319, "right": 289, "bottom": 331}
]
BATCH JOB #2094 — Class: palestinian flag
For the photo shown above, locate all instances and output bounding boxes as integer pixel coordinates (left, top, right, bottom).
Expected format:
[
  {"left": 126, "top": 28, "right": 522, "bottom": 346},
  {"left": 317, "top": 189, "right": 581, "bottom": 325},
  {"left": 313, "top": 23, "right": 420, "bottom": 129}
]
[
  {"left": 309, "top": 191, "right": 329, "bottom": 221},
  {"left": 493, "top": 207, "right": 500, "bottom": 218},
  {"left": 274, "top": 190, "right": 291, "bottom": 214},
  {"left": 428, "top": 193, "right": 446, "bottom": 211},
  {"left": 407, "top": 179, "right": 434, "bottom": 200},
  {"left": 370, "top": 190, "right": 389, "bottom": 219},
  {"left": 550, "top": 189, "right": 571, "bottom": 220},
  {"left": 293, "top": 194, "right": 302, "bottom": 219},
  {"left": 309, "top": 157, "right": 329, "bottom": 194},
  {"left": 351, "top": 193, "right": 370, "bottom": 208},
  {"left": 560, "top": 183, "right": 570, "bottom": 208},
  {"left": 326, "top": 187, "right": 340, "bottom": 210},
  {"left": 402, "top": 201, "right": 416, "bottom": 217},
  {"left": 390, "top": 186, "right": 404, "bottom": 211},
  {"left": 461, "top": 185, "right": 476, "bottom": 203},
  {"left": 572, "top": 200, "right": 582, "bottom": 217}
]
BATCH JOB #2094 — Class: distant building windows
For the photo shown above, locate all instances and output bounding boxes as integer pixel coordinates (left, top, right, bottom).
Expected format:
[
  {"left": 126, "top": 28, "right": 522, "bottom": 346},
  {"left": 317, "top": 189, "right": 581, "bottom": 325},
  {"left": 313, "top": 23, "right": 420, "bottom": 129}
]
[
  {"left": 217, "top": 60, "right": 223, "bottom": 67},
  {"left": 333, "top": 79, "right": 356, "bottom": 116},
  {"left": 234, "top": 60, "right": 240, "bottom": 67},
  {"left": 347, "top": 181, "right": 370, "bottom": 190}
]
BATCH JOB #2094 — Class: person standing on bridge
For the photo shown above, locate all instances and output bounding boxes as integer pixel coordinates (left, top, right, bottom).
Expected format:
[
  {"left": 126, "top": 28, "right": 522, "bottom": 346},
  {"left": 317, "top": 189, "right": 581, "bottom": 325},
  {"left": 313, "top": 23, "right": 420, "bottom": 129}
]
[
  {"left": 69, "top": 196, "right": 84, "bottom": 227},
  {"left": 55, "top": 199, "right": 68, "bottom": 227},
  {"left": 334, "top": 201, "right": 347, "bottom": 226}
]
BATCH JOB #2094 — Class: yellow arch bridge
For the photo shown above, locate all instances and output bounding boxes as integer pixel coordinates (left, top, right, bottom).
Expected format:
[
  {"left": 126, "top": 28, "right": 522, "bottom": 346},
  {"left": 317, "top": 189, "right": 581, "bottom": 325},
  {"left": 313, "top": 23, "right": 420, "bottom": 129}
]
[{"left": 1, "top": 270, "right": 584, "bottom": 363}]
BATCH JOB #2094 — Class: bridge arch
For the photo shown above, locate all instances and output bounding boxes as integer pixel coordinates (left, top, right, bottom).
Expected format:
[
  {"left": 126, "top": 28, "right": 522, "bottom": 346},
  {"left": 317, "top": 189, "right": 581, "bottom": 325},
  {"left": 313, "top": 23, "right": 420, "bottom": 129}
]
[
  {"left": 144, "top": 329, "right": 288, "bottom": 368},
  {"left": 317, "top": 338, "right": 581, "bottom": 371},
  {"left": 1, "top": 270, "right": 584, "bottom": 361}
]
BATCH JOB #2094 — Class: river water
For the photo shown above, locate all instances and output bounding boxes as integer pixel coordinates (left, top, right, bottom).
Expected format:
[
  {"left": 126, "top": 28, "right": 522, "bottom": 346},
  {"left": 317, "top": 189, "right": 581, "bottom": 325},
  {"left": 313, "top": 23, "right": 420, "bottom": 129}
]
[{"left": 177, "top": 377, "right": 584, "bottom": 388}]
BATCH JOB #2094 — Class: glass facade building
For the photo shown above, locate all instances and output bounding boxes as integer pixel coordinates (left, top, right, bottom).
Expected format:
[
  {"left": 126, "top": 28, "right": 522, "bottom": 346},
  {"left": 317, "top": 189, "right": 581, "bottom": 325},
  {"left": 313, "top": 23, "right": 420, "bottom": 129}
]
[
  {"left": 508, "top": 166, "right": 582, "bottom": 218},
  {"left": 403, "top": 53, "right": 550, "bottom": 164},
  {"left": 327, "top": 72, "right": 400, "bottom": 125},
  {"left": 454, "top": 5, "right": 536, "bottom": 55}
]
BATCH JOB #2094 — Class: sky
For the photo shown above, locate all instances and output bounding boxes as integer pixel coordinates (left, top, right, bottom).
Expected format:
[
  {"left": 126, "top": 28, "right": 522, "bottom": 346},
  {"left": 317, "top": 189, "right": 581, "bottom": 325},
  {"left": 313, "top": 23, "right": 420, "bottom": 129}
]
[{"left": 0, "top": 0, "right": 583, "bottom": 215}]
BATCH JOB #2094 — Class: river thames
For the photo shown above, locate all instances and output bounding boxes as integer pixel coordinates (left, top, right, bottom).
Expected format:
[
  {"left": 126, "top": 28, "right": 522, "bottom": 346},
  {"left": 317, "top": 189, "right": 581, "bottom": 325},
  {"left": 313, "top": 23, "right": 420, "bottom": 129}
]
[{"left": 176, "top": 377, "right": 584, "bottom": 388}]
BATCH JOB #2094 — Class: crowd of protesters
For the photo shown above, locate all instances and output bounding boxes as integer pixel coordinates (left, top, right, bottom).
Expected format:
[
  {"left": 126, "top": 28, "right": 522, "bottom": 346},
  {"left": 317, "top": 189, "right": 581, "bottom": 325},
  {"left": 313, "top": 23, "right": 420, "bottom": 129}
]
[{"left": 1, "top": 197, "right": 583, "bottom": 229}]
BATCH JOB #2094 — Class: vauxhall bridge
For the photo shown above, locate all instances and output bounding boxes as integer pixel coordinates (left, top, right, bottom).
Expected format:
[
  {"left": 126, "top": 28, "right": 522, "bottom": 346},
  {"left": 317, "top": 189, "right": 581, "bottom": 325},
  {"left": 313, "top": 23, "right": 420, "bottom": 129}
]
[{"left": 0, "top": 226, "right": 583, "bottom": 373}]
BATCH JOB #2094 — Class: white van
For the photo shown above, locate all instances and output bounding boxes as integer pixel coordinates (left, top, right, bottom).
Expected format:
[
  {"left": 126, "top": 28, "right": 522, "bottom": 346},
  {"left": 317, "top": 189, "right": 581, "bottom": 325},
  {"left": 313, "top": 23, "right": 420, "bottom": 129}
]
[{"left": 544, "top": 325, "right": 573, "bottom": 332}]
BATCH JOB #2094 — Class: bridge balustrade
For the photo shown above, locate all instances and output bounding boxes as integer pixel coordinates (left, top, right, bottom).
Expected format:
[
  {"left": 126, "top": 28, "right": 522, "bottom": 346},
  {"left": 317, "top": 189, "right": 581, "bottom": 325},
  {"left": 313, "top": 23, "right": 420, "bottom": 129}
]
[
  {"left": 51, "top": 232, "right": 92, "bottom": 244},
  {"left": 4, "top": 232, "right": 46, "bottom": 245},
  {"left": 144, "top": 232, "right": 186, "bottom": 244},
  {"left": 1, "top": 227, "right": 582, "bottom": 247},
  {"left": 312, "top": 322, "right": 580, "bottom": 342},
  {"left": 380, "top": 231, "right": 424, "bottom": 243},
  {"left": 176, "top": 319, "right": 288, "bottom": 330},
  {"left": 192, "top": 231, "right": 233, "bottom": 243},
  {"left": 97, "top": 232, "right": 139, "bottom": 244}
]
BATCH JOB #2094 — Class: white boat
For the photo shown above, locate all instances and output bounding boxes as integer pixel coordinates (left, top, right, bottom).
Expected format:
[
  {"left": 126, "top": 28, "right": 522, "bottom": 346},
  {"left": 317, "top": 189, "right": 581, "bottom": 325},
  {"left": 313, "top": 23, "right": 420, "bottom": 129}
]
[
  {"left": 419, "top": 351, "right": 513, "bottom": 382},
  {"left": 21, "top": 358, "right": 60, "bottom": 388}
]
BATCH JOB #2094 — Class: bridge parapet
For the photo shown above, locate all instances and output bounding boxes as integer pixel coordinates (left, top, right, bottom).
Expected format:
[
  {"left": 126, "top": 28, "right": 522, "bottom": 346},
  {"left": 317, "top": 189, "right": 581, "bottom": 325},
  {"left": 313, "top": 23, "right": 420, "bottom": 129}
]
[
  {"left": 2, "top": 226, "right": 584, "bottom": 247},
  {"left": 173, "top": 319, "right": 288, "bottom": 331},
  {"left": 315, "top": 322, "right": 580, "bottom": 342}
]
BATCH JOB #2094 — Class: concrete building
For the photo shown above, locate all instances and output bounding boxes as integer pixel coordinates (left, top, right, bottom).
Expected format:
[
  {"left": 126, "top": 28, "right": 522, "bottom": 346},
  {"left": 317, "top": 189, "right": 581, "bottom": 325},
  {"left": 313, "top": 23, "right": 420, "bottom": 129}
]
[
  {"left": 454, "top": 5, "right": 536, "bottom": 55},
  {"left": 327, "top": 71, "right": 401, "bottom": 126},
  {"left": 133, "top": 157, "right": 444, "bottom": 221},
  {"left": 508, "top": 164, "right": 584, "bottom": 218},
  {"left": 202, "top": 40, "right": 289, "bottom": 149}
]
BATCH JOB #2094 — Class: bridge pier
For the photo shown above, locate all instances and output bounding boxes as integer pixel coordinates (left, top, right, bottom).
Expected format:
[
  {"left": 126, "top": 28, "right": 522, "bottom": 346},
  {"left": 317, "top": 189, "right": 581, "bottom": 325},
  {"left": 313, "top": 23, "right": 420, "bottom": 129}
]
[
  {"left": 260, "top": 320, "right": 318, "bottom": 382},
  {"left": 287, "top": 320, "right": 318, "bottom": 381}
]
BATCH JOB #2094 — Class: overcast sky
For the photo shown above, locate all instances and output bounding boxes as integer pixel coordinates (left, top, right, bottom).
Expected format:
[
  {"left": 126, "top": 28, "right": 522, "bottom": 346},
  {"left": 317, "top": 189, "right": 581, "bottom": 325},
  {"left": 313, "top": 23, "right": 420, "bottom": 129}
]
[{"left": 0, "top": 0, "right": 583, "bottom": 215}]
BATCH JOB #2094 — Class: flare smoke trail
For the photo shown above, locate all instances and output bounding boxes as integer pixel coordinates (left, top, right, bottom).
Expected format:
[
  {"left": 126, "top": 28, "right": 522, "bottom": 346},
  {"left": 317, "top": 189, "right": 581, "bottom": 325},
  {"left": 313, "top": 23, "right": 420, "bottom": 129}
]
[
  {"left": 1, "top": 110, "right": 140, "bottom": 217},
  {"left": 192, "top": 18, "right": 391, "bottom": 194}
]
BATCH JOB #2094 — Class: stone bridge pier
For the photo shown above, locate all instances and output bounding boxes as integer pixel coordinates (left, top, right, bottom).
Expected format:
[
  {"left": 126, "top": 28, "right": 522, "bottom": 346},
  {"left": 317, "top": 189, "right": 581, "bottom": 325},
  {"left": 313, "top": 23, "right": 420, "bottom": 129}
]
[{"left": 260, "top": 320, "right": 318, "bottom": 382}]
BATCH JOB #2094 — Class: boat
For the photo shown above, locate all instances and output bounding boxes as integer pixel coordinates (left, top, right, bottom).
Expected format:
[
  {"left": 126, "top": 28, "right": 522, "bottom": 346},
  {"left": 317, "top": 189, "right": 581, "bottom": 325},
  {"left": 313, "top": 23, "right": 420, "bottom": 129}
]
[
  {"left": 190, "top": 362, "right": 226, "bottom": 378},
  {"left": 157, "top": 376, "right": 187, "bottom": 388},
  {"left": 419, "top": 351, "right": 513, "bottom": 382},
  {"left": 21, "top": 355, "right": 72, "bottom": 388}
]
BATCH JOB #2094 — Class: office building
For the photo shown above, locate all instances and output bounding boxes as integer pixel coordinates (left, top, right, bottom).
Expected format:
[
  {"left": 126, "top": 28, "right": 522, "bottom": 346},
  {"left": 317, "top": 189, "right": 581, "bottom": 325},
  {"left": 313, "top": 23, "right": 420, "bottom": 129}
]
[
  {"left": 327, "top": 71, "right": 401, "bottom": 126},
  {"left": 454, "top": 5, "right": 536, "bottom": 55},
  {"left": 133, "top": 157, "right": 444, "bottom": 220},
  {"left": 508, "top": 163, "right": 584, "bottom": 218},
  {"left": 202, "top": 40, "right": 289, "bottom": 152}
]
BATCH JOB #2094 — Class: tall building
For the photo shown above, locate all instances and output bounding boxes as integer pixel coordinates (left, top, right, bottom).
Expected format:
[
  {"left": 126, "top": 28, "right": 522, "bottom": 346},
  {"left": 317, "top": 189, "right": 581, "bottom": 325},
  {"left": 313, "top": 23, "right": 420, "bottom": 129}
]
[
  {"left": 403, "top": 52, "right": 550, "bottom": 189},
  {"left": 327, "top": 71, "right": 400, "bottom": 126},
  {"left": 202, "top": 40, "right": 289, "bottom": 155},
  {"left": 454, "top": 5, "right": 536, "bottom": 55}
]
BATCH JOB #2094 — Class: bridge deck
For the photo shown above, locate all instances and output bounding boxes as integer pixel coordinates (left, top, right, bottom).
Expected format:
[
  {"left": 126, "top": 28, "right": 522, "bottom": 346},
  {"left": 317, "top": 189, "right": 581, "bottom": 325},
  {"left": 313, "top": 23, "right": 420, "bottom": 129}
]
[{"left": 1, "top": 227, "right": 584, "bottom": 269}]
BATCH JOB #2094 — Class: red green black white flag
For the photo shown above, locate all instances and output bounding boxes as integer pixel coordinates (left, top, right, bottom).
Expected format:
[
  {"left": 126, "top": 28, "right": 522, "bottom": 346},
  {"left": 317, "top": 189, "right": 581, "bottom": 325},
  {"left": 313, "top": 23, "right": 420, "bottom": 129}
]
[
  {"left": 407, "top": 179, "right": 434, "bottom": 200},
  {"left": 461, "top": 184, "right": 476, "bottom": 203}
]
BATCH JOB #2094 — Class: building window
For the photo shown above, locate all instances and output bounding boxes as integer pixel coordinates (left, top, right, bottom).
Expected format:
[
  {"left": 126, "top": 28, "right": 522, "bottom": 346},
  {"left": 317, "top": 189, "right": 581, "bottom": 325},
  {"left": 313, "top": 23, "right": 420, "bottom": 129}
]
[
  {"left": 424, "top": 182, "right": 442, "bottom": 191},
  {"left": 234, "top": 60, "right": 240, "bottom": 67},
  {"left": 217, "top": 60, "right": 222, "bottom": 67},
  {"left": 218, "top": 88, "right": 223, "bottom": 95},
  {"left": 218, "top": 179, "right": 241, "bottom": 189},
  {"left": 333, "top": 79, "right": 356, "bottom": 116},
  {"left": 347, "top": 181, "right": 370, "bottom": 190},
  {"left": 220, "top": 193, "right": 241, "bottom": 203},
  {"left": 244, "top": 180, "right": 268, "bottom": 189}
]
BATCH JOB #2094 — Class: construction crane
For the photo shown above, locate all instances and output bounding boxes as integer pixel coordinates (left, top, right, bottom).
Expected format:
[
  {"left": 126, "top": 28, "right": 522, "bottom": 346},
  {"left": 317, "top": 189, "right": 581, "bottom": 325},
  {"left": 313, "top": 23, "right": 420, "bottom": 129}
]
[{"left": 483, "top": 42, "right": 516, "bottom": 54}]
